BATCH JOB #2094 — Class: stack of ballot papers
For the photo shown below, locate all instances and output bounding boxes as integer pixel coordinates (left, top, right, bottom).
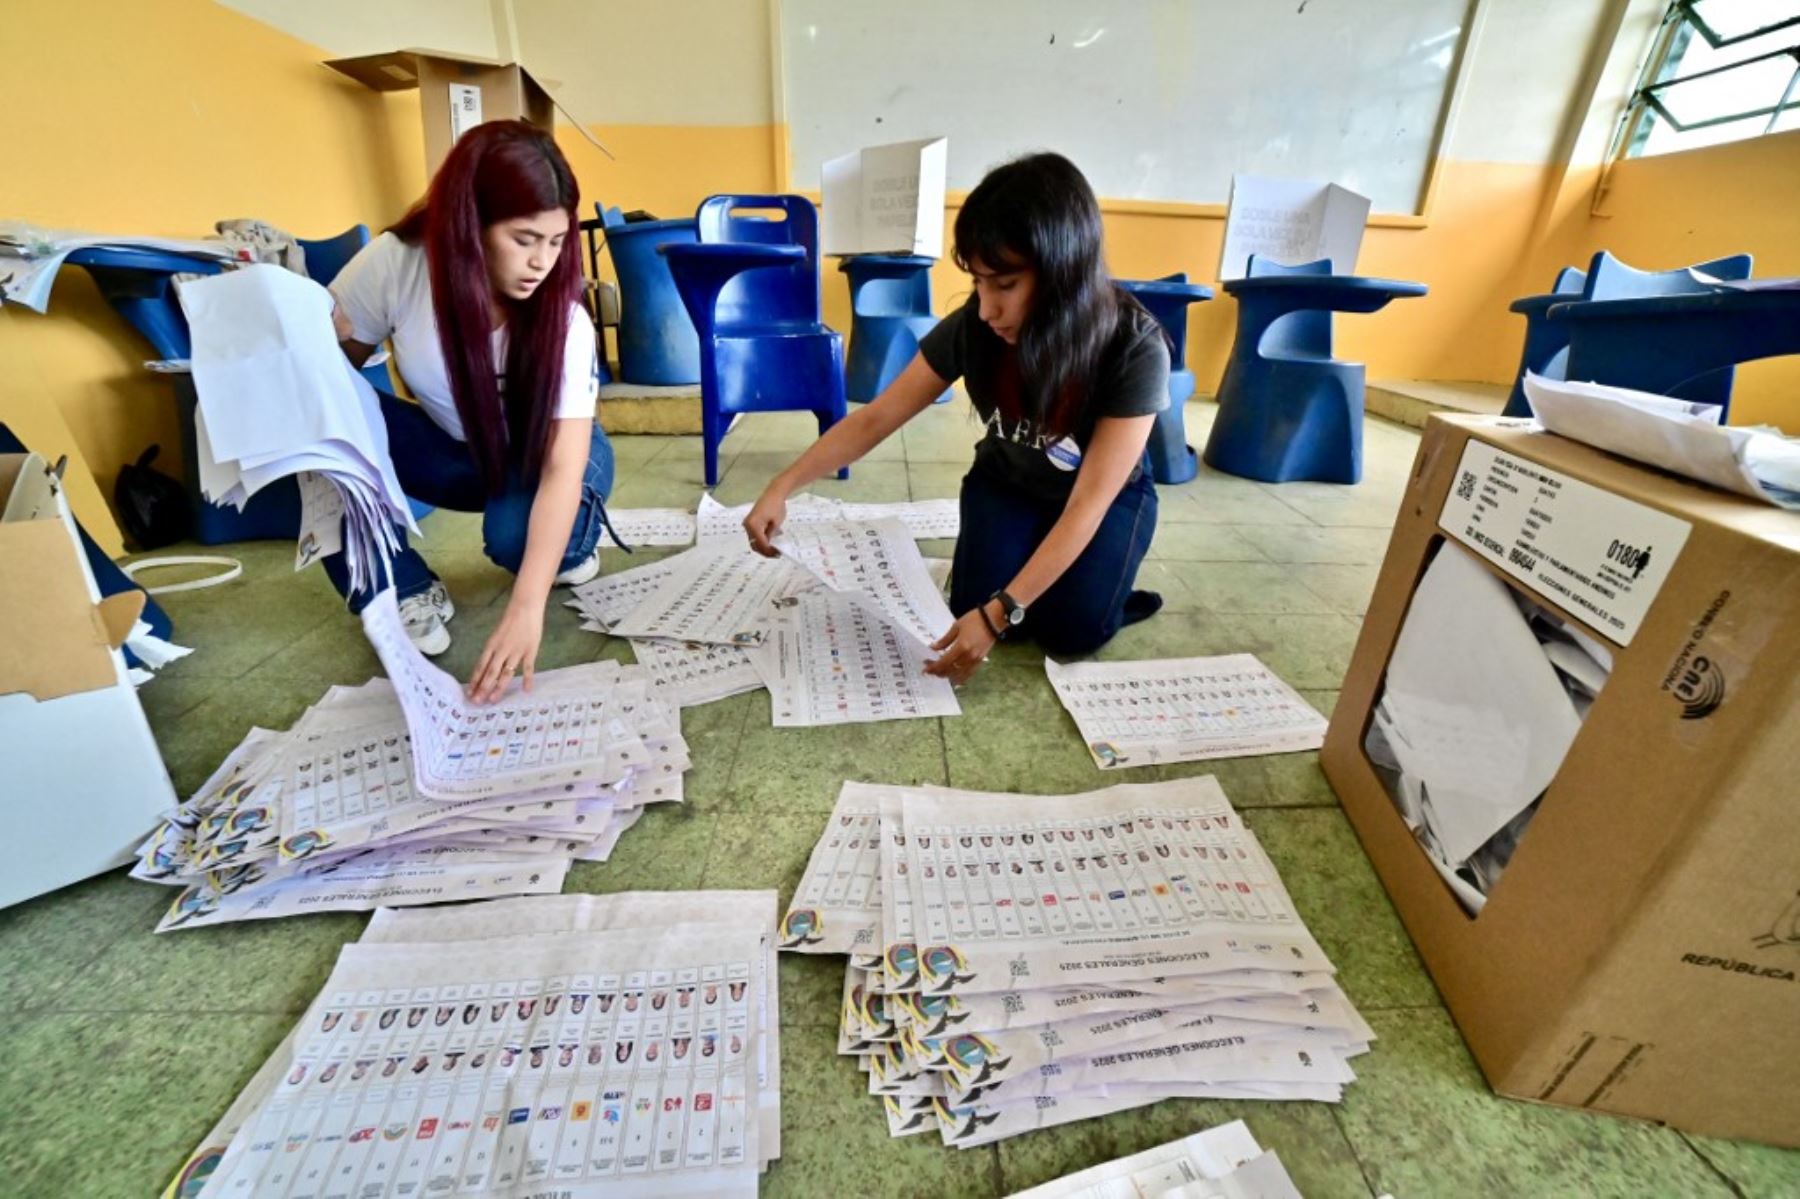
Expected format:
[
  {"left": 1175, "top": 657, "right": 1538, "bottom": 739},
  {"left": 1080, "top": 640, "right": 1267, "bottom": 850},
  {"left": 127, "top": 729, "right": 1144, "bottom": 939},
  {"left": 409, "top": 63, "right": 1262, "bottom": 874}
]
[
  {"left": 1004, "top": 1119, "right": 1300, "bottom": 1199},
  {"left": 566, "top": 518, "right": 962, "bottom": 724},
  {"left": 131, "top": 590, "right": 688, "bottom": 932},
  {"left": 178, "top": 263, "right": 419, "bottom": 594},
  {"left": 779, "top": 777, "right": 1372, "bottom": 1149},
  {"left": 600, "top": 494, "right": 960, "bottom": 550},
  {"left": 1363, "top": 543, "right": 1611, "bottom": 914},
  {"left": 169, "top": 891, "right": 780, "bottom": 1198},
  {"left": 1522, "top": 373, "right": 1800, "bottom": 509},
  {"left": 1047, "top": 655, "right": 1329, "bottom": 770}
]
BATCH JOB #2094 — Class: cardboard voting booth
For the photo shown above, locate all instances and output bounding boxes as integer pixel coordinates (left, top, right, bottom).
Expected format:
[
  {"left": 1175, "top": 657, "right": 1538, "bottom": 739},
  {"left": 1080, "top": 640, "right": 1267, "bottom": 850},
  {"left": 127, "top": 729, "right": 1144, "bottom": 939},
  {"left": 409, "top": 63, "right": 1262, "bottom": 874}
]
[
  {"left": 0, "top": 455, "right": 176, "bottom": 910},
  {"left": 1218, "top": 175, "right": 1371, "bottom": 281},
  {"left": 1323, "top": 414, "right": 1800, "bottom": 1146},
  {"left": 821, "top": 137, "right": 949, "bottom": 258},
  {"left": 326, "top": 49, "right": 608, "bottom": 175}
]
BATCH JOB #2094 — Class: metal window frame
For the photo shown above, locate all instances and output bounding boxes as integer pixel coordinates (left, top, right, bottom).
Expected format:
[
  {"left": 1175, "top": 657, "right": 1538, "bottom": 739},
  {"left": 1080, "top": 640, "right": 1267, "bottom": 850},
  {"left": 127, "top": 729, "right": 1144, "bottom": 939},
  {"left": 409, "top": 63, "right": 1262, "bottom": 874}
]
[{"left": 1617, "top": 0, "right": 1800, "bottom": 156}]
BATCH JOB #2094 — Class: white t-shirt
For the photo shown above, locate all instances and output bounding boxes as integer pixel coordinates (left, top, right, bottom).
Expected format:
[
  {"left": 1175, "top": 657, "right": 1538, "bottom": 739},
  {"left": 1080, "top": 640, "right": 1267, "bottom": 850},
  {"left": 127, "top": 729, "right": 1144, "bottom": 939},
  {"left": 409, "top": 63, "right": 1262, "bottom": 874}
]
[{"left": 330, "top": 231, "right": 599, "bottom": 442}]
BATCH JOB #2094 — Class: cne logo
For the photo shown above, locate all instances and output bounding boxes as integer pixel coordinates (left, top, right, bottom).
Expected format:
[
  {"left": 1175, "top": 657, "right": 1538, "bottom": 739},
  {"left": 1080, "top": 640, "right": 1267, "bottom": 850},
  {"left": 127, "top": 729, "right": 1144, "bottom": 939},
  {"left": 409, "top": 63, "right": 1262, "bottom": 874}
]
[
  {"left": 1752, "top": 890, "right": 1800, "bottom": 953},
  {"left": 1672, "top": 655, "right": 1725, "bottom": 719}
]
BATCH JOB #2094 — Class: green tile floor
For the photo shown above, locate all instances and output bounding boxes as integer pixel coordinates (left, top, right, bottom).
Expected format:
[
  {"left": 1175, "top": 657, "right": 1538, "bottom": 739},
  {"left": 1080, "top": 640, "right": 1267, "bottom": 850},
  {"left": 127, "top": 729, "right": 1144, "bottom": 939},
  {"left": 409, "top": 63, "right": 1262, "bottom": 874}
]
[{"left": 4, "top": 399, "right": 1796, "bottom": 1197}]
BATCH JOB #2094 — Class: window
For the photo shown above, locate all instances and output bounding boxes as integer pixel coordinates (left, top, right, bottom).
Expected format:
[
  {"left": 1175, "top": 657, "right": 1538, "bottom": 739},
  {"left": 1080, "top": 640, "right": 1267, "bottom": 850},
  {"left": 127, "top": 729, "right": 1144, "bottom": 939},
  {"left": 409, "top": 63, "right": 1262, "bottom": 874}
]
[{"left": 1624, "top": 0, "right": 1800, "bottom": 157}]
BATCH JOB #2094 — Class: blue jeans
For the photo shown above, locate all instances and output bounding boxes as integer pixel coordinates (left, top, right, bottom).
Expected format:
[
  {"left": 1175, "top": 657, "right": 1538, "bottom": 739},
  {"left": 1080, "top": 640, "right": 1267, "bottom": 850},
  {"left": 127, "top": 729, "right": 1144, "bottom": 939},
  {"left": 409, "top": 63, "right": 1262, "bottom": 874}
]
[
  {"left": 323, "top": 392, "right": 616, "bottom": 612},
  {"left": 949, "top": 459, "right": 1158, "bottom": 657}
]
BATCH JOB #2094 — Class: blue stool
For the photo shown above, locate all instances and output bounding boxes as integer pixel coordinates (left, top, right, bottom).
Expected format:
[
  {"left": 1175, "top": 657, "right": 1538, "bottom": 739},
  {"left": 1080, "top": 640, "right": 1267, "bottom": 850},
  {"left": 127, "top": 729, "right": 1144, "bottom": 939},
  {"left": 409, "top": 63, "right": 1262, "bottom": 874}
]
[
  {"left": 1502, "top": 266, "right": 1586, "bottom": 418},
  {"left": 662, "top": 194, "right": 849, "bottom": 487},
  {"left": 838, "top": 254, "right": 951, "bottom": 404},
  {"left": 1204, "top": 256, "right": 1426, "bottom": 485},
  {"left": 1116, "top": 273, "right": 1213, "bottom": 484},
  {"left": 1554, "top": 286, "right": 1798, "bottom": 422},
  {"left": 594, "top": 204, "right": 702, "bottom": 385},
  {"left": 1504, "top": 251, "right": 1752, "bottom": 417}
]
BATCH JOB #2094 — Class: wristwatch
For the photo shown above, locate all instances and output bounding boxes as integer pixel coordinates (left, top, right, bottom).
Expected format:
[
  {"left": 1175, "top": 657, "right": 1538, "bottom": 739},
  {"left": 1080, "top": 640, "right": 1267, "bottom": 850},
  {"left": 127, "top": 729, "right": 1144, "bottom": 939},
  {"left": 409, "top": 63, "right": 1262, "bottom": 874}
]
[{"left": 990, "top": 589, "right": 1027, "bottom": 635}]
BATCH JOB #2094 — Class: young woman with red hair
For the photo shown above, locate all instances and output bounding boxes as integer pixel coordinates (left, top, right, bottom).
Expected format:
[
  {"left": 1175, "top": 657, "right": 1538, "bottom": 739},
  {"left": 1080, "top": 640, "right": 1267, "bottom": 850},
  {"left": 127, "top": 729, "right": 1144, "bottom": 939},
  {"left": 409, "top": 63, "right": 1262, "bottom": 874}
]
[{"left": 328, "top": 120, "right": 613, "bottom": 702}]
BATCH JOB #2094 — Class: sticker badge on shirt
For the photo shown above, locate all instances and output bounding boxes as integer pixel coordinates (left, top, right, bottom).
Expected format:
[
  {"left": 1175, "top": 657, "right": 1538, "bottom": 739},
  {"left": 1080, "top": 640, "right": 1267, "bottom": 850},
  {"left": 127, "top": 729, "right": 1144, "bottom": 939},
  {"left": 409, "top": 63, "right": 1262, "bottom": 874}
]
[{"left": 1045, "top": 437, "right": 1082, "bottom": 472}]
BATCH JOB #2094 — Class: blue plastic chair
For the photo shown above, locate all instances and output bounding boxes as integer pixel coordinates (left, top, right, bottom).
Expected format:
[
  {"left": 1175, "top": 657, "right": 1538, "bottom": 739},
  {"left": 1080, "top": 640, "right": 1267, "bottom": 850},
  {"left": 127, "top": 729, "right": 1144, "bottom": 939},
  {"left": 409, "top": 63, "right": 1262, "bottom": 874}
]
[
  {"left": 1204, "top": 256, "right": 1427, "bottom": 485},
  {"left": 298, "top": 225, "right": 400, "bottom": 394},
  {"left": 661, "top": 194, "right": 849, "bottom": 486},
  {"left": 838, "top": 254, "right": 951, "bottom": 405},
  {"left": 594, "top": 202, "right": 702, "bottom": 386},
  {"left": 1505, "top": 251, "right": 1752, "bottom": 416},
  {"left": 1115, "top": 273, "right": 1213, "bottom": 484},
  {"left": 1502, "top": 266, "right": 1586, "bottom": 417}
]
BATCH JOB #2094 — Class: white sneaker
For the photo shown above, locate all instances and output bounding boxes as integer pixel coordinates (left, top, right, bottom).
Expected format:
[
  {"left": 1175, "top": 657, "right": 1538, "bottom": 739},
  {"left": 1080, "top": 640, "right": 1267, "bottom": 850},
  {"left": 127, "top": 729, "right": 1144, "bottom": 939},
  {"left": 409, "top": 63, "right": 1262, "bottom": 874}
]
[
  {"left": 422, "top": 579, "right": 455, "bottom": 622},
  {"left": 398, "top": 589, "right": 452, "bottom": 656},
  {"left": 554, "top": 551, "right": 602, "bottom": 587}
]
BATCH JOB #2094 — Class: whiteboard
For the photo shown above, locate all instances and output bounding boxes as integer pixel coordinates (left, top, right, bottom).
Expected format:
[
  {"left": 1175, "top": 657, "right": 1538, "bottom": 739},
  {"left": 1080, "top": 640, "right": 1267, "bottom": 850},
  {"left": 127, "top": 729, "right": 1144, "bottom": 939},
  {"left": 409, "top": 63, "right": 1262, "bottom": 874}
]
[{"left": 779, "top": 0, "right": 1470, "bottom": 214}]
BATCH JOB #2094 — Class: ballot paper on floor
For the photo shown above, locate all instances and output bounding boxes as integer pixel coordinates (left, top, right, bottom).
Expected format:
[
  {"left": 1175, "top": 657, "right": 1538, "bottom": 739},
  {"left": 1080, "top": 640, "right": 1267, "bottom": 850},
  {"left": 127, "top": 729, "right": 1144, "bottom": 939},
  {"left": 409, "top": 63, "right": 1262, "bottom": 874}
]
[
  {"left": 1523, "top": 373, "right": 1800, "bottom": 509},
  {"left": 1046, "top": 654, "right": 1328, "bottom": 770},
  {"left": 754, "top": 588, "right": 960, "bottom": 726},
  {"left": 778, "top": 778, "right": 1370, "bottom": 1149},
  {"left": 603, "top": 507, "right": 698, "bottom": 547},
  {"left": 609, "top": 546, "right": 789, "bottom": 647},
  {"left": 132, "top": 592, "right": 690, "bottom": 932},
  {"left": 696, "top": 492, "right": 960, "bottom": 546},
  {"left": 772, "top": 518, "right": 955, "bottom": 650},
  {"left": 1364, "top": 541, "right": 1606, "bottom": 913},
  {"left": 1004, "top": 1119, "right": 1298, "bottom": 1199},
  {"left": 176, "top": 891, "right": 779, "bottom": 1199},
  {"left": 179, "top": 264, "right": 418, "bottom": 594}
]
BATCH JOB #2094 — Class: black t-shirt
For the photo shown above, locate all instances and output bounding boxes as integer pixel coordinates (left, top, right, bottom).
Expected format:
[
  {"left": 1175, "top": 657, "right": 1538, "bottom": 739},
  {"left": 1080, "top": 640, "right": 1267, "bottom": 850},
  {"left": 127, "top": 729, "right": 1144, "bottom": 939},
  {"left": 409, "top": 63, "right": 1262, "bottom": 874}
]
[{"left": 918, "top": 299, "right": 1170, "bottom": 504}]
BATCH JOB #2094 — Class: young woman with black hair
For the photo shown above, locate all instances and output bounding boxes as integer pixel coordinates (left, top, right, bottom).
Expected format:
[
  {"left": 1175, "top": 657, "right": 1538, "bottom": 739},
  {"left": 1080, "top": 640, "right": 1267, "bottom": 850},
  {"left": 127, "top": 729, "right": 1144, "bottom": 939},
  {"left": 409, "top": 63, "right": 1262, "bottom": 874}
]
[
  {"left": 328, "top": 120, "right": 613, "bottom": 702},
  {"left": 744, "top": 152, "right": 1169, "bottom": 683}
]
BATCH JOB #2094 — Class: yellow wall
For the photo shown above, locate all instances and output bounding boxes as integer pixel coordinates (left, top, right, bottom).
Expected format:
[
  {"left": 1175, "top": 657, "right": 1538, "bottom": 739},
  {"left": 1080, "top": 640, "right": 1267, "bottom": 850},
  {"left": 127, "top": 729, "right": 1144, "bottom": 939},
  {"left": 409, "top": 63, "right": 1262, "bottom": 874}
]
[
  {"left": 0, "top": 0, "right": 423, "bottom": 551},
  {"left": 1532, "top": 131, "right": 1800, "bottom": 430}
]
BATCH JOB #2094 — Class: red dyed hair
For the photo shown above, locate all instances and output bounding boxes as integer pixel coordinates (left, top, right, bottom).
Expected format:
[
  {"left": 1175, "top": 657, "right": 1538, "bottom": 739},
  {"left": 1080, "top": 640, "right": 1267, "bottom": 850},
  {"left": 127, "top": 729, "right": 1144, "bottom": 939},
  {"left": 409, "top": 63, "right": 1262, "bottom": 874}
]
[{"left": 390, "top": 120, "right": 582, "bottom": 491}]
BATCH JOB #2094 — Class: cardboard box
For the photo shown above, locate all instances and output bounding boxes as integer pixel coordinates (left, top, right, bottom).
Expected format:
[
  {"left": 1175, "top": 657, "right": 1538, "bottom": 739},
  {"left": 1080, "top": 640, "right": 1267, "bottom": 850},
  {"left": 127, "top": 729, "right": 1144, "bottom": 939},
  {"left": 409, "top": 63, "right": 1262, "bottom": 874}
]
[
  {"left": 326, "top": 49, "right": 557, "bottom": 175},
  {"left": 821, "top": 137, "right": 949, "bottom": 258},
  {"left": 1322, "top": 415, "right": 1800, "bottom": 1146},
  {"left": 1217, "top": 175, "right": 1370, "bottom": 281},
  {"left": 0, "top": 455, "right": 177, "bottom": 910}
]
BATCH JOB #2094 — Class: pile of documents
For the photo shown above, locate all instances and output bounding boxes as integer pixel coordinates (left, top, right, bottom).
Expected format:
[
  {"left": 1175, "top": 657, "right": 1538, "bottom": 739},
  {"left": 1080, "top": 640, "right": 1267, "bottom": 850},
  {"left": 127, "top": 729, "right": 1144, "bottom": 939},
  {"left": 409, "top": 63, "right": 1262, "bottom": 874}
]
[
  {"left": 170, "top": 890, "right": 780, "bottom": 1198},
  {"left": 780, "top": 777, "right": 1372, "bottom": 1148},
  {"left": 1523, "top": 373, "right": 1800, "bottom": 509},
  {"left": 599, "top": 493, "right": 961, "bottom": 551},
  {"left": 0, "top": 220, "right": 237, "bottom": 312},
  {"left": 568, "top": 516, "right": 961, "bottom": 723},
  {"left": 1364, "top": 543, "right": 1610, "bottom": 913},
  {"left": 1005, "top": 1119, "right": 1299, "bottom": 1199},
  {"left": 132, "top": 590, "right": 688, "bottom": 932},
  {"left": 179, "top": 263, "right": 419, "bottom": 593},
  {"left": 1046, "top": 655, "right": 1328, "bottom": 770}
]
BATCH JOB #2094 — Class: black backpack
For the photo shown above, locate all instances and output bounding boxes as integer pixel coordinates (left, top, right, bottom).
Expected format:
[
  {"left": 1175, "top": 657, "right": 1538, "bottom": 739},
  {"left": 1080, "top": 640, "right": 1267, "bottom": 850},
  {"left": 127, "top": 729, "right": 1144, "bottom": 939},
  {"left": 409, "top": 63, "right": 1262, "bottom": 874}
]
[{"left": 114, "top": 444, "right": 191, "bottom": 549}]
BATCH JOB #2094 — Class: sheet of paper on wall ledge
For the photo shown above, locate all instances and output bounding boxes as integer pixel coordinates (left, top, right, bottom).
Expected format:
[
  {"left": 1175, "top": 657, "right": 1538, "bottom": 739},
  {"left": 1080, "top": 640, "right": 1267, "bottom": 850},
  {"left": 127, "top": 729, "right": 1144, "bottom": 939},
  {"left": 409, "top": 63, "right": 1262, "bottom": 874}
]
[
  {"left": 171, "top": 890, "right": 779, "bottom": 1198},
  {"left": 777, "top": 777, "right": 1372, "bottom": 1149},
  {"left": 1046, "top": 654, "right": 1328, "bottom": 770},
  {"left": 131, "top": 589, "right": 690, "bottom": 932},
  {"left": 178, "top": 264, "right": 419, "bottom": 593},
  {"left": 1364, "top": 541, "right": 1609, "bottom": 913},
  {"left": 1004, "top": 1119, "right": 1299, "bottom": 1199},
  {"left": 1522, "top": 373, "right": 1800, "bottom": 509}
]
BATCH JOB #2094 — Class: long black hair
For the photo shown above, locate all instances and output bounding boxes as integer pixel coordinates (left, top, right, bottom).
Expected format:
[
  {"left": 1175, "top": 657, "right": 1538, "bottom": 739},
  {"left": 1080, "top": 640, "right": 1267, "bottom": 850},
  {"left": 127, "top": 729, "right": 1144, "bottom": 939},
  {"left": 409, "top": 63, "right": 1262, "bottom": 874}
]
[{"left": 952, "top": 152, "right": 1128, "bottom": 440}]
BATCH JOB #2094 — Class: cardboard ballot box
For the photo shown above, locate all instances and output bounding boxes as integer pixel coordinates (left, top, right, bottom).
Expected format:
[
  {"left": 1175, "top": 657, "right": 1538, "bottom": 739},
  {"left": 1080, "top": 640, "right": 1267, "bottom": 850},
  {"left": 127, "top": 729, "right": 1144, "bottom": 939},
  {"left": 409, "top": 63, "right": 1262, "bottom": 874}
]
[
  {"left": 821, "top": 137, "right": 949, "bottom": 259},
  {"left": 1322, "top": 414, "right": 1800, "bottom": 1146},
  {"left": 1217, "top": 174, "right": 1370, "bottom": 281},
  {"left": 0, "top": 455, "right": 177, "bottom": 910},
  {"left": 327, "top": 49, "right": 556, "bottom": 176}
]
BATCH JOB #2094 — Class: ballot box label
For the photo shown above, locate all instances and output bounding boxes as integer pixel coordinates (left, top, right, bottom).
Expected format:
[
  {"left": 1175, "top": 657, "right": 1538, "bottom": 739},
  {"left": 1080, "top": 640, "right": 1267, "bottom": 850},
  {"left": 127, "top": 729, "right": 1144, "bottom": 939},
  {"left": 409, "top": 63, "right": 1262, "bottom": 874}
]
[{"left": 1439, "top": 440, "right": 1690, "bottom": 646}]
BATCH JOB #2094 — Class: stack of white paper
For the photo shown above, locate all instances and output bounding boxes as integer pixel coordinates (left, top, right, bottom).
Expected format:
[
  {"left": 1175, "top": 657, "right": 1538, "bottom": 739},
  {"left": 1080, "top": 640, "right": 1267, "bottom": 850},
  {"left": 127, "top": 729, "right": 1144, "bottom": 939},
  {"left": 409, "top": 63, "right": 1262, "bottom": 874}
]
[
  {"left": 1004, "top": 1119, "right": 1300, "bottom": 1199},
  {"left": 131, "top": 591, "right": 689, "bottom": 932},
  {"left": 1364, "top": 544, "right": 1609, "bottom": 913},
  {"left": 566, "top": 522, "right": 960, "bottom": 724},
  {"left": 178, "top": 264, "right": 419, "bottom": 594},
  {"left": 1047, "top": 655, "right": 1328, "bottom": 770},
  {"left": 171, "top": 890, "right": 781, "bottom": 1198},
  {"left": 780, "top": 777, "right": 1372, "bottom": 1149},
  {"left": 1523, "top": 373, "right": 1800, "bottom": 509}
]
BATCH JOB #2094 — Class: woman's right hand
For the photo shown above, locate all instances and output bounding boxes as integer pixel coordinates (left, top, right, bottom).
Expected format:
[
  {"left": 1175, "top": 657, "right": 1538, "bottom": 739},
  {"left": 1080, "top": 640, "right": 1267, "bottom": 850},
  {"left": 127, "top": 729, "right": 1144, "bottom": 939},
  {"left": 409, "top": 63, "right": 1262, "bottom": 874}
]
[{"left": 743, "top": 488, "right": 788, "bottom": 557}]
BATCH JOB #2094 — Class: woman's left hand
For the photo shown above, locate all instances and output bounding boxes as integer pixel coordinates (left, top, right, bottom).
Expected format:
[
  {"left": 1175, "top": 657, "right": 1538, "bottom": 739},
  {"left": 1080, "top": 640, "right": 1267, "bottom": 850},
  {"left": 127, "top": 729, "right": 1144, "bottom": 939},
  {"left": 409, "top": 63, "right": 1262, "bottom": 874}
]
[
  {"left": 468, "top": 600, "right": 545, "bottom": 704},
  {"left": 925, "top": 607, "right": 999, "bottom": 685}
]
